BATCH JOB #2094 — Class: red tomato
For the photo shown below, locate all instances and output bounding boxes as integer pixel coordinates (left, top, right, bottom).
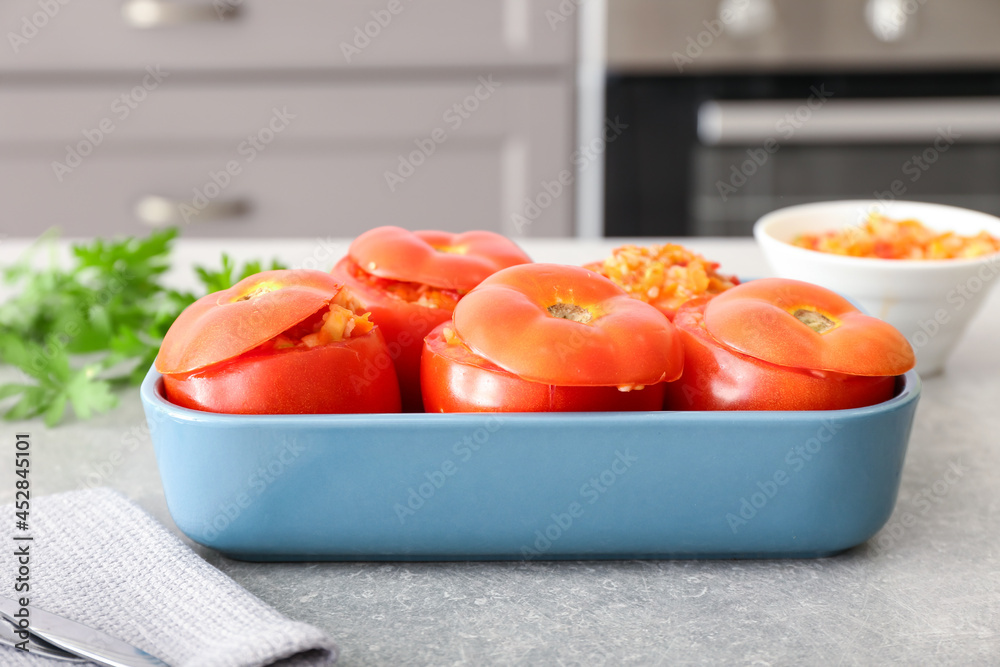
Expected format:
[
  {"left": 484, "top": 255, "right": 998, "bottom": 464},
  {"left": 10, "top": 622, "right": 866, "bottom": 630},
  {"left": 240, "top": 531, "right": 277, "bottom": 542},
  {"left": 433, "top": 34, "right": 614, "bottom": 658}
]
[
  {"left": 663, "top": 289, "right": 909, "bottom": 411},
  {"left": 422, "top": 322, "right": 666, "bottom": 412},
  {"left": 453, "top": 263, "right": 683, "bottom": 387},
  {"left": 423, "top": 264, "right": 684, "bottom": 412},
  {"left": 156, "top": 270, "right": 401, "bottom": 414},
  {"left": 331, "top": 227, "right": 531, "bottom": 411}
]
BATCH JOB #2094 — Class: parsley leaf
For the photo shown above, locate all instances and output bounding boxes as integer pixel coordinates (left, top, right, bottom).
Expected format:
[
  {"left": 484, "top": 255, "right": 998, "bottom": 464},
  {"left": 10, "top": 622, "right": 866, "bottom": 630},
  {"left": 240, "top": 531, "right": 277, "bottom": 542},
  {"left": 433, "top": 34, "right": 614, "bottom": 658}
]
[
  {"left": 195, "top": 253, "right": 286, "bottom": 293},
  {"left": 0, "top": 334, "right": 116, "bottom": 426}
]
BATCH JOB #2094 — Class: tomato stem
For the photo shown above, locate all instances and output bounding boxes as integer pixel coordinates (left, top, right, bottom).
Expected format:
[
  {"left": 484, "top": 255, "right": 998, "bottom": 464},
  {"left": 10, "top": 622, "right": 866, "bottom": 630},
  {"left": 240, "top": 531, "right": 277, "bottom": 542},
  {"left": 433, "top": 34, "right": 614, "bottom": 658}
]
[
  {"left": 236, "top": 285, "right": 271, "bottom": 301},
  {"left": 432, "top": 244, "right": 468, "bottom": 255},
  {"left": 793, "top": 308, "right": 837, "bottom": 334},
  {"left": 547, "top": 303, "right": 592, "bottom": 323}
]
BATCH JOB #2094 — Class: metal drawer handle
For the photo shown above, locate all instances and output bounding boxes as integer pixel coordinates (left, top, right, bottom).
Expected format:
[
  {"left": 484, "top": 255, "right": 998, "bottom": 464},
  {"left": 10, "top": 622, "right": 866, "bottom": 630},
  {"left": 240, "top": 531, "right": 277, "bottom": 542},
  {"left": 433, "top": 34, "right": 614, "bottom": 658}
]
[
  {"left": 134, "top": 195, "right": 251, "bottom": 227},
  {"left": 122, "top": 0, "right": 240, "bottom": 28}
]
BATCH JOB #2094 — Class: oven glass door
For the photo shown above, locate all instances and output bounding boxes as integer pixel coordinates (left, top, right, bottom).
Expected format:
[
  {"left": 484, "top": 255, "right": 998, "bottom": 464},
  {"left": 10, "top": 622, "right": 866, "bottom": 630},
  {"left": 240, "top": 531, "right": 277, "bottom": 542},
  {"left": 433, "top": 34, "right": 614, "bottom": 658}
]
[
  {"left": 693, "top": 98, "right": 1000, "bottom": 235},
  {"left": 604, "top": 73, "right": 1000, "bottom": 237}
]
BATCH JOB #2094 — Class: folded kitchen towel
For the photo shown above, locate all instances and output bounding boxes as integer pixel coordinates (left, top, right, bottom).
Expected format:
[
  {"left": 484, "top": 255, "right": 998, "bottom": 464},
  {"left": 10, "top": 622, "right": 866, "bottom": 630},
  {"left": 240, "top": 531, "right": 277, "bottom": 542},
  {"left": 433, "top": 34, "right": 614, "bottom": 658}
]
[{"left": 0, "top": 488, "right": 337, "bottom": 667}]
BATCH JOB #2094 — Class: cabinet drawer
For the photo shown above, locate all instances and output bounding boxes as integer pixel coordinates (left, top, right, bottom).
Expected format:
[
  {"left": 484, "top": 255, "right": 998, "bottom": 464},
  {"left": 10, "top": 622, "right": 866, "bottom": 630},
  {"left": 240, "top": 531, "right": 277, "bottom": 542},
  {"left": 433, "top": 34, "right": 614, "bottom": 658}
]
[
  {"left": 0, "top": 80, "right": 562, "bottom": 145},
  {"left": 0, "top": 0, "right": 574, "bottom": 71},
  {"left": 0, "top": 83, "right": 573, "bottom": 238},
  {"left": 2, "top": 150, "right": 568, "bottom": 238}
]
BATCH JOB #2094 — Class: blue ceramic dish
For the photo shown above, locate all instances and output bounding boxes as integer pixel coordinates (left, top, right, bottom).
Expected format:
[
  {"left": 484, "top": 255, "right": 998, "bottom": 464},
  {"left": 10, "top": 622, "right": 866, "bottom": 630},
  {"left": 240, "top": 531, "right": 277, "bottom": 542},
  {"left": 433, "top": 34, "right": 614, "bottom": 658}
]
[{"left": 141, "top": 366, "right": 921, "bottom": 561}]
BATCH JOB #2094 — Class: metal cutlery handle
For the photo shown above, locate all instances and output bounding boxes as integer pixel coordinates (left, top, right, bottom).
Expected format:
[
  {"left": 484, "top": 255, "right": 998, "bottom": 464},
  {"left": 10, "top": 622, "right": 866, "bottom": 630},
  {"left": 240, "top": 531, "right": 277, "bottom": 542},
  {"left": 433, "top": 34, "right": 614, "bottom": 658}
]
[
  {"left": 0, "top": 597, "right": 169, "bottom": 667},
  {"left": 0, "top": 616, "right": 87, "bottom": 662},
  {"left": 23, "top": 626, "right": 170, "bottom": 667}
]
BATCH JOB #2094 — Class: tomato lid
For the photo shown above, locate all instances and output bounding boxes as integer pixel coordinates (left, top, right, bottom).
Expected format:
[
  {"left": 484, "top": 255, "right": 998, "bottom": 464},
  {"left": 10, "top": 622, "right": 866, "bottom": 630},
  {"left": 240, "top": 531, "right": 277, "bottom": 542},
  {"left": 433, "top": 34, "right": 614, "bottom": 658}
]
[
  {"left": 155, "top": 270, "right": 346, "bottom": 375},
  {"left": 703, "top": 278, "right": 915, "bottom": 376},
  {"left": 453, "top": 263, "right": 684, "bottom": 386}
]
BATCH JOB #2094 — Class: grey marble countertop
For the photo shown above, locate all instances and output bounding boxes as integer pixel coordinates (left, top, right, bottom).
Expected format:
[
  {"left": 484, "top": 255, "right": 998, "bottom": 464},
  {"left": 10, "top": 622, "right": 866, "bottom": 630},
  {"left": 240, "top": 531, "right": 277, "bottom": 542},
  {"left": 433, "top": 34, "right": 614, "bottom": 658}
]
[{"left": 2, "top": 238, "right": 998, "bottom": 666}]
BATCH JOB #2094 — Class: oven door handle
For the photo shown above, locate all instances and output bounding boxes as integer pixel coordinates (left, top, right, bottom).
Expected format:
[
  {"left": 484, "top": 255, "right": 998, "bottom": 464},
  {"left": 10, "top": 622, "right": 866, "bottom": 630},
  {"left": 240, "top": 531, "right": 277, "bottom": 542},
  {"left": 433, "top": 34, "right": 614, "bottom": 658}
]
[{"left": 699, "top": 98, "right": 1000, "bottom": 145}]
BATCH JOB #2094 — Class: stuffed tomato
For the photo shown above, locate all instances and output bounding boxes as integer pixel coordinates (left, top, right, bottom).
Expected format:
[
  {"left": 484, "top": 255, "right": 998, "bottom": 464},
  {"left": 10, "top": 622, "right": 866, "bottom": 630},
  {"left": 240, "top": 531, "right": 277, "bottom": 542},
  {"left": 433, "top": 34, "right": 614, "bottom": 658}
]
[
  {"left": 663, "top": 278, "right": 916, "bottom": 411},
  {"left": 331, "top": 226, "right": 531, "bottom": 411},
  {"left": 155, "top": 270, "right": 401, "bottom": 414},
  {"left": 421, "top": 263, "right": 683, "bottom": 412}
]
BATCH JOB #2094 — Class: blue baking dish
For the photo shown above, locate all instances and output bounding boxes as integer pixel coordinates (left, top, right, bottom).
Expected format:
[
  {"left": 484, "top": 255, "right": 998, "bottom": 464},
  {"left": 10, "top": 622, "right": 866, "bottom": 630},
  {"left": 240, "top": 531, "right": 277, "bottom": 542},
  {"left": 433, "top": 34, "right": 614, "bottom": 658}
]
[{"left": 140, "top": 366, "right": 920, "bottom": 561}]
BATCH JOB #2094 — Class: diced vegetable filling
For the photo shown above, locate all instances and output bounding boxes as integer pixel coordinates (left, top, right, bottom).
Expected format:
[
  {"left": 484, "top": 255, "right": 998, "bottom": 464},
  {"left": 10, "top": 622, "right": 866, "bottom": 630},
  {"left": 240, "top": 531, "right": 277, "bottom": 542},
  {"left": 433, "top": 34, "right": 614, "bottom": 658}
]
[
  {"left": 585, "top": 244, "right": 739, "bottom": 314},
  {"left": 269, "top": 289, "right": 374, "bottom": 350},
  {"left": 793, "top": 213, "right": 1000, "bottom": 259},
  {"left": 346, "top": 259, "right": 462, "bottom": 309}
]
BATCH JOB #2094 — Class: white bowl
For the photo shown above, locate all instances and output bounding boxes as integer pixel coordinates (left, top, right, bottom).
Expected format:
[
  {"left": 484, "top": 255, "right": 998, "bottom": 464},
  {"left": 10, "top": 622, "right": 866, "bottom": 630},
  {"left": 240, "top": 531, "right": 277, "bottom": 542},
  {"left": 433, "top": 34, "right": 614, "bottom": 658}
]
[{"left": 754, "top": 200, "right": 1000, "bottom": 376}]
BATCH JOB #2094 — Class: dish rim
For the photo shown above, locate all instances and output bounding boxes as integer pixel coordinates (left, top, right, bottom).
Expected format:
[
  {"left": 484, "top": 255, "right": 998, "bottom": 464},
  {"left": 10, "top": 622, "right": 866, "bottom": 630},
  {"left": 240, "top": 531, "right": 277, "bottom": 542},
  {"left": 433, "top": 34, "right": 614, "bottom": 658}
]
[{"left": 140, "top": 365, "right": 922, "bottom": 427}]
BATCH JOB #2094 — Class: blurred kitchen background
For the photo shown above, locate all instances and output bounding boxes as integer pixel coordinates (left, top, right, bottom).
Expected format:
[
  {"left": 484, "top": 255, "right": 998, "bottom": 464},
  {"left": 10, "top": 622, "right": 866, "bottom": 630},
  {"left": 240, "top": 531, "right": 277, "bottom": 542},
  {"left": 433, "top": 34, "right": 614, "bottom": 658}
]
[{"left": 1, "top": 0, "right": 999, "bottom": 239}]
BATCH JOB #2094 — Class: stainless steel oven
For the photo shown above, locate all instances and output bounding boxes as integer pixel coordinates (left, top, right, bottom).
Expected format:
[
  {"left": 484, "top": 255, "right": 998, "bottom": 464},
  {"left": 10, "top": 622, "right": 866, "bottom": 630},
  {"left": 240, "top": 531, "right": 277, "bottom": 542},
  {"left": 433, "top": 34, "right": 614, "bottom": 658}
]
[{"left": 604, "top": 0, "right": 1000, "bottom": 236}]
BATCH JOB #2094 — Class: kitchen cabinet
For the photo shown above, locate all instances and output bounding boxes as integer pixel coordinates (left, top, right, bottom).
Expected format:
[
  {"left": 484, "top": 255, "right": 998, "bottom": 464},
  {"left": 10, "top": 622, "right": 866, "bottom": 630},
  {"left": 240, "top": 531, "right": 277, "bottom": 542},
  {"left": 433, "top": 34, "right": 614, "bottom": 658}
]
[{"left": 0, "top": 1, "right": 576, "bottom": 237}]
